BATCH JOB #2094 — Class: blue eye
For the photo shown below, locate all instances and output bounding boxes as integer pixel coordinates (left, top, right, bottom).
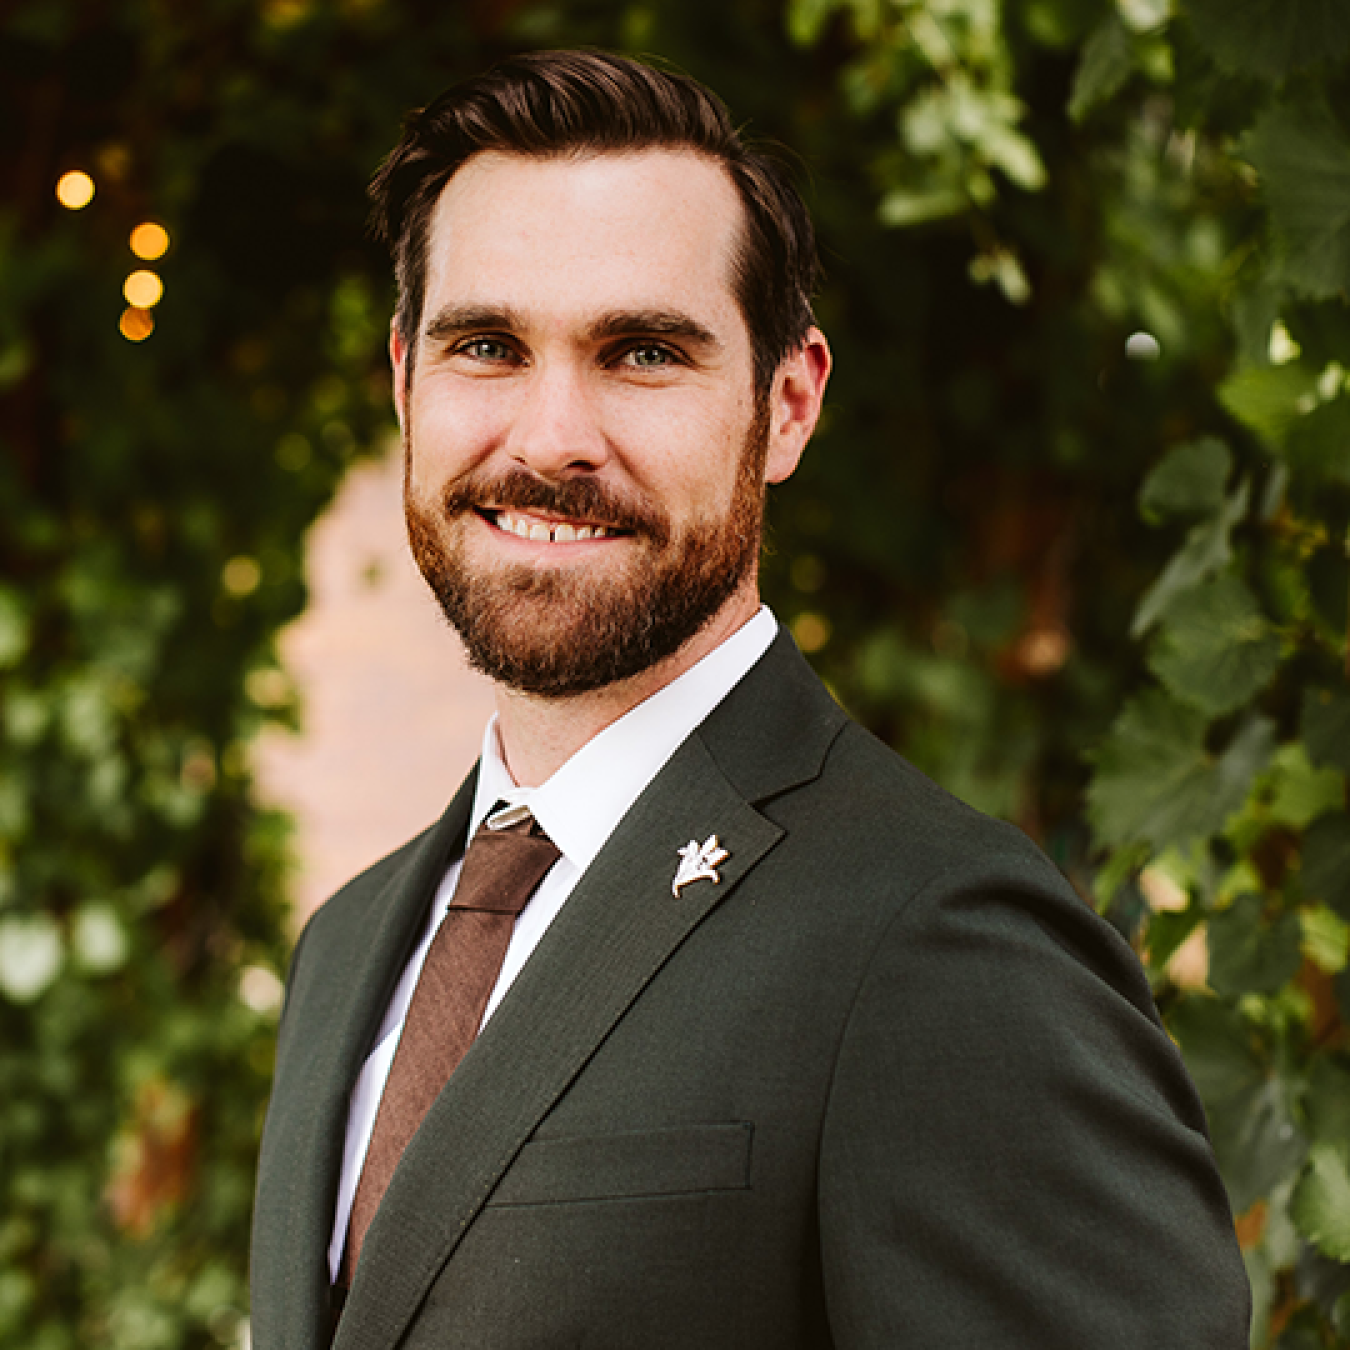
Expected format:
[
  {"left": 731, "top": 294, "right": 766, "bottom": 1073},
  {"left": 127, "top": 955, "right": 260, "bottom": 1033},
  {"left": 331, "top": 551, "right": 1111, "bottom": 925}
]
[
  {"left": 460, "top": 338, "right": 512, "bottom": 361},
  {"left": 626, "top": 345, "right": 672, "bottom": 368}
]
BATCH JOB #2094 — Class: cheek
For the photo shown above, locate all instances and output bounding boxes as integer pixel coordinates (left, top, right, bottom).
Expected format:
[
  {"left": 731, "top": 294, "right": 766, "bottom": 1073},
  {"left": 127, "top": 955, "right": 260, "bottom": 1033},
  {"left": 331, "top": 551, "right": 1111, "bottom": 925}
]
[
  {"left": 608, "top": 397, "right": 753, "bottom": 494},
  {"left": 405, "top": 381, "right": 504, "bottom": 477}
]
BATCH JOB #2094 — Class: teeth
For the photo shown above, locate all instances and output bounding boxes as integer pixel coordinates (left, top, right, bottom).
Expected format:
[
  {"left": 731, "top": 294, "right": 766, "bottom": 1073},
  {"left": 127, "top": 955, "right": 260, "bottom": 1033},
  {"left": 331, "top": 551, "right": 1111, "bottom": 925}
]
[{"left": 495, "top": 511, "right": 610, "bottom": 542}]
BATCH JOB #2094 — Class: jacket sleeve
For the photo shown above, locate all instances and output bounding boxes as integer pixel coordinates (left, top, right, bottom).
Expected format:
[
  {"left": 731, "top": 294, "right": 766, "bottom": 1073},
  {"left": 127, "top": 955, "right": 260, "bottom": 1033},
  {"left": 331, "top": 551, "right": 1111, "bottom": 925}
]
[{"left": 816, "top": 858, "right": 1251, "bottom": 1348}]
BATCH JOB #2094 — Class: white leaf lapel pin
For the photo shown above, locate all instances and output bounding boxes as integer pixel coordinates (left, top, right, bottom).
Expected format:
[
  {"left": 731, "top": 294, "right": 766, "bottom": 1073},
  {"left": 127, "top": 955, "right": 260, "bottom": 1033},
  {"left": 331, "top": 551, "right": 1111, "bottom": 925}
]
[{"left": 672, "top": 835, "right": 730, "bottom": 897}]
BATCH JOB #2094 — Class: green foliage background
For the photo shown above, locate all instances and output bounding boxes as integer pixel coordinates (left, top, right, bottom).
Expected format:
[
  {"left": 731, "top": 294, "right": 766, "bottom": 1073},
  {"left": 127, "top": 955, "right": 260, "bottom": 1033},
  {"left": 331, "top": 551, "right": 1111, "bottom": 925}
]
[{"left": 1, "top": 0, "right": 1347, "bottom": 1345}]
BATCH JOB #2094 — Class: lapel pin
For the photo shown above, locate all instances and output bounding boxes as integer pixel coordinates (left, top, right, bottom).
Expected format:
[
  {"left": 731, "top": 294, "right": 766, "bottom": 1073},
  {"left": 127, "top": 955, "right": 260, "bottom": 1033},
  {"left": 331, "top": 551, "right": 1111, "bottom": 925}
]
[{"left": 672, "top": 835, "right": 730, "bottom": 897}]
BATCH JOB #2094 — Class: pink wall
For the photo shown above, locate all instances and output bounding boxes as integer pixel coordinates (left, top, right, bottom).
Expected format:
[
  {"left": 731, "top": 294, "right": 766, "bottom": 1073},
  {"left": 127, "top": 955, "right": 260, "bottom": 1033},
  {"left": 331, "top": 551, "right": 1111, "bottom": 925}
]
[{"left": 254, "top": 447, "right": 496, "bottom": 927}]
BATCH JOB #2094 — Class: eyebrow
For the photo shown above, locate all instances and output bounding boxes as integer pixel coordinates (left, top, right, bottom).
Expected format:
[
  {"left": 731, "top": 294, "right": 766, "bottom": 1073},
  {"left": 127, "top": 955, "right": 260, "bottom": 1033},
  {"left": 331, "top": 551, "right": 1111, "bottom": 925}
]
[
  {"left": 423, "top": 305, "right": 526, "bottom": 345},
  {"left": 422, "top": 305, "right": 723, "bottom": 354},
  {"left": 589, "top": 310, "right": 722, "bottom": 352}
]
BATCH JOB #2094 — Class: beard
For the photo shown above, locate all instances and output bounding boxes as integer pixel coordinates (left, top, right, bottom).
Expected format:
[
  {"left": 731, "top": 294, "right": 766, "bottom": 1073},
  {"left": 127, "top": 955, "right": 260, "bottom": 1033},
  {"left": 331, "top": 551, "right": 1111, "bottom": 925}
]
[{"left": 405, "top": 411, "right": 769, "bottom": 698}]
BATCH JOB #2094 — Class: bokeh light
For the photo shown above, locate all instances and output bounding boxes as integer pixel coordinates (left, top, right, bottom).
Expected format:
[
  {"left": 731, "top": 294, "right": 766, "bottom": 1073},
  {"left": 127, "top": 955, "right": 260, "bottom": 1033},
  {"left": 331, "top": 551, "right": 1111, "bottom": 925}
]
[
  {"left": 123, "top": 270, "right": 164, "bottom": 309},
  {"left": 55, "top": 170, "right": 95, "bottom": 210},
  {"left": 130, "top": 222, "right": 171, "bottom": 261},
  {"left": 119, "top": 308, "right": 155, "bottom": 342}
]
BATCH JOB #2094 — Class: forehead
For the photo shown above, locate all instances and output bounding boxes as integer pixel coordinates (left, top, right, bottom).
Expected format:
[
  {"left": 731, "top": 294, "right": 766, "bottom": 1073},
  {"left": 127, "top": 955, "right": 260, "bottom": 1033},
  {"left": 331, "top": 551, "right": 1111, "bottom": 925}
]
[{"left": 421, "top": 149, "right": 747, "bottom": 329}]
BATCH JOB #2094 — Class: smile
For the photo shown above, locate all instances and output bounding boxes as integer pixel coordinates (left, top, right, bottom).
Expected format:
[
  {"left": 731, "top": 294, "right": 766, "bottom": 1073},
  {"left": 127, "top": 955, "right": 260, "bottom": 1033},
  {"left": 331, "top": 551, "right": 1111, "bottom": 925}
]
[{"left": 487, "top": 509, "right": 622, "bottom": 543}]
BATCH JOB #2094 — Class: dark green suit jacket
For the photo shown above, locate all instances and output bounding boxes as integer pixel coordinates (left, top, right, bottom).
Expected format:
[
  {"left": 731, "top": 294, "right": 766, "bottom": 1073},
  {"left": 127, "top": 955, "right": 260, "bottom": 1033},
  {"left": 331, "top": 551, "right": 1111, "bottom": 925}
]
[{"left": 251, "top": 631, "right": 1249, "bottom": 1348}]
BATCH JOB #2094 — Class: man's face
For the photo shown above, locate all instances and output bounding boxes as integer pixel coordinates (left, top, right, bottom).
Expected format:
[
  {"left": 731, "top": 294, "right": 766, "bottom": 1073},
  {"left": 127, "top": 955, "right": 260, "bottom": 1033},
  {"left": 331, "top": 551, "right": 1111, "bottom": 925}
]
[{"left": 396, "top": 149, "right": 811, "bottom": 697}]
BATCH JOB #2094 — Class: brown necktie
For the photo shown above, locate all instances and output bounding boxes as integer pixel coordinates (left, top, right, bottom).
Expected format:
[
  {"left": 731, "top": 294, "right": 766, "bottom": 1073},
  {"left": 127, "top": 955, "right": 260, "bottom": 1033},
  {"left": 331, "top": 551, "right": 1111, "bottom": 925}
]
[{"left": 342, "top": 809, "right": 560, "bottom": 1282}]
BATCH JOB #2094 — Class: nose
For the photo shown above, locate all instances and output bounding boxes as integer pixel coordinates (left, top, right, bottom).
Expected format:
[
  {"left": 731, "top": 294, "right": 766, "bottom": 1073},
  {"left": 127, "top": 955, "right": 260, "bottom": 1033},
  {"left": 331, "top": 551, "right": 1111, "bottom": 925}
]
[{"left": 505, "top": 362, "right": 611, "bottom": 477}]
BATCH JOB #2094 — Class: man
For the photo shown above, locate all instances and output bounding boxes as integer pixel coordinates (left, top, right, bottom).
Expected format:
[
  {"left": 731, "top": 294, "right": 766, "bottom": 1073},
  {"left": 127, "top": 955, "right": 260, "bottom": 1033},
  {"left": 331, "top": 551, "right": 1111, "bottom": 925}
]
[{"left": 251, "top": 50, "right": 1249, "bottom": 1349}]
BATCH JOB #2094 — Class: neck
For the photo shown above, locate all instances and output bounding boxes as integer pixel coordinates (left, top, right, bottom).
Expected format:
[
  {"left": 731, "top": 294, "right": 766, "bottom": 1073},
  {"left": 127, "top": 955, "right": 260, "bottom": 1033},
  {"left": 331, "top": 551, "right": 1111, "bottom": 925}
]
[{"left": 492, "top": 588, "right": 760, "bottom": 787}]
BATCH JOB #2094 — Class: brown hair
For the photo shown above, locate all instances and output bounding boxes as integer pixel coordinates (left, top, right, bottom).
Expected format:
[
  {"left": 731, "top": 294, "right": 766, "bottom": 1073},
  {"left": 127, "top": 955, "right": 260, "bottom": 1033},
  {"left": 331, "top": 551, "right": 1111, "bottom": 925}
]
[{"left": 369, "top": 49, "right": 819, "bottom": 394}]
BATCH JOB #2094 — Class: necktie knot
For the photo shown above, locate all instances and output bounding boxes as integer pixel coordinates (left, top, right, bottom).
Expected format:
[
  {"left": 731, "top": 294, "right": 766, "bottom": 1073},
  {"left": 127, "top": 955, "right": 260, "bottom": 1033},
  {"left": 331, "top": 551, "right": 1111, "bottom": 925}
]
[{"left": 451, "top": 816, "right": 561, "bottom": 917}]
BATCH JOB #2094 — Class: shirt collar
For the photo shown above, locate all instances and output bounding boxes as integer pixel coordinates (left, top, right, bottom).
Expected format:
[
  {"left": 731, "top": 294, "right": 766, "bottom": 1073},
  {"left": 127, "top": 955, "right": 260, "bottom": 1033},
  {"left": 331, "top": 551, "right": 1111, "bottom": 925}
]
[{"left": 470, "top": 606, "right": 778, "bottom": 871}]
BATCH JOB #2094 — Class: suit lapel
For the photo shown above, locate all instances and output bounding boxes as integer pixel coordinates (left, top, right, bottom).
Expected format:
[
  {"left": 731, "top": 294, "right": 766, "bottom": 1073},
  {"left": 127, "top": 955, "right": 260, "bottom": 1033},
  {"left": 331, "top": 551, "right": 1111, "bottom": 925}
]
[{"left": 253, "top": 775, "right": 475, "bottom": 1350}]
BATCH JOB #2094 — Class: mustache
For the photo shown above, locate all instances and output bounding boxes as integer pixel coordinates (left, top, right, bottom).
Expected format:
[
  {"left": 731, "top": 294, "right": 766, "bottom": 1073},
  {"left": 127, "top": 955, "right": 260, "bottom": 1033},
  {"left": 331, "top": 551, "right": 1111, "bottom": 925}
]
[{"left": 440, "top": 469, "right": 670, "bottom": 543}]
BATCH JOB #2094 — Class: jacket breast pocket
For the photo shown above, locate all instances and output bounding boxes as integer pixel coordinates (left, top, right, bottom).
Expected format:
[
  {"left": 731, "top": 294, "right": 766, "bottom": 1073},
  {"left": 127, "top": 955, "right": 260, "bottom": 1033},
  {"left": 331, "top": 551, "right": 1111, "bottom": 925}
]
[{"left": 486, "top": 1121, "right": 754, "bottom": 1207}]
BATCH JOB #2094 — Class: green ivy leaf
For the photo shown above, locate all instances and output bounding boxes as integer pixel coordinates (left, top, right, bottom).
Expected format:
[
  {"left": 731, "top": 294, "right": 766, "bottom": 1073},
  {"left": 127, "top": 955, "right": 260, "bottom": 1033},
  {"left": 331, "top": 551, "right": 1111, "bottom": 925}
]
[
  {"left": 1211, "top": 1077, "right": 1308, "bottom": 1213},
  {"left": 1169, "top": 995, "right": 1264, "bottom": 1107},
  {"left": 1284, "top": 394, "right": 1350, "bottom": 485},
  {"left": 1265, "top": 742, "right": 1347, "bottom": 829},
  {"left": 1147, "top": 575, "right": 1282, "bottom": 715},
  {"left": 1208, "top": 893, "right": 1304, "bottom": 996},
  {"left": 1139, "top": 437, "right": 1233, "bottom": 522},
  {"left": 1243, "top": 98, "right": 1350, "bottom": 299},
  {"left": 1301, "top": 906, "right": 1350, "bottom": 974},
  {"left": 1291, "top": 1143, "right": 1350, "bottom": 1261},
  {"left": 1302, "top": 688, "right": 1350, "bottom": 776},
  {"left": 1184, "top": 0, "right": 1350, "bottom": 80},
  {"left": 1088, "top": 692, "right": 1274, "bottom": 849},
  {"left": 1069, "top": 15, "right": 1136, "bottom": 122},
  {"left": 1218, "top": 362, "right": 1321, "bottom": 446},
  {"left": 1303, "top": 813, "right": 1350, "bottom": 917},
  {"left": 1216, "top": 713, "right": 1281, "bottom": 820},
  {"left": 1132, "top": 480, "right": 1248, "bottom": 636},
  {"left": 787, "top": 0, "right": 844, "bottom": 46},
  {"left": 1304, "top": 1056, "right": 1350, "bottom": 1149}
]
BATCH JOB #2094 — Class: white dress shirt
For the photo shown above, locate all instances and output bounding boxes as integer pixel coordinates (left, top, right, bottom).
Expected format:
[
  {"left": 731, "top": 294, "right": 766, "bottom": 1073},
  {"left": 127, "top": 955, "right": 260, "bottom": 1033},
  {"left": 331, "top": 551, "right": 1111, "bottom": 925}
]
[{"left": 327, "top": 606, "right": 778, "bottom": 1280}]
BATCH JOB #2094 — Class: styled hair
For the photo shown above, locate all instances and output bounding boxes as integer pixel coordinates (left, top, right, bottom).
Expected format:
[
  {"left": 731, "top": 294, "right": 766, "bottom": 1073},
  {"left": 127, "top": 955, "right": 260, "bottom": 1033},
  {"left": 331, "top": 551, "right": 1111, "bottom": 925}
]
[{"left": 368, "top": 49, "right": 819, "bottom": 394}]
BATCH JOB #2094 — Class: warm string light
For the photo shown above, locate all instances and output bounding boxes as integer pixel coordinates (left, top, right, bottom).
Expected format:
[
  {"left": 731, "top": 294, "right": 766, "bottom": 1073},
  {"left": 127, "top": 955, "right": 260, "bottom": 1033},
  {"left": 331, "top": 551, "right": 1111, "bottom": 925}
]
[
  {"left": 54, "top": 172, "right": 173, "bottom": 341},
  {"left": 122, "top": 233, "right": 170, "bottom": 341},
  {"left": 123, "top": 269, "right": 164, "bottom": 309},
  {"left": 119, "top": 308, "right": 155, "bottom": 342},
  {"left": 56, "top": 170, "right": 95, "bottom": 210},
  {"left": 130, "top": 221, "right": 170, "bottom": 261}
]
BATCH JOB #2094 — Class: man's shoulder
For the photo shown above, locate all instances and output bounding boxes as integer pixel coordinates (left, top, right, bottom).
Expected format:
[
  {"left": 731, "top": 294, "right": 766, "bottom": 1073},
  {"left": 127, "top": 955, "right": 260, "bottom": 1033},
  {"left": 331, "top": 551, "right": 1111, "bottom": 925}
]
[
  {"left": 797, "top": 714, "right": 1068, "bottom": 897},
  {"left": 710, "top": 634, "right": 1061, "bottom": 892}
]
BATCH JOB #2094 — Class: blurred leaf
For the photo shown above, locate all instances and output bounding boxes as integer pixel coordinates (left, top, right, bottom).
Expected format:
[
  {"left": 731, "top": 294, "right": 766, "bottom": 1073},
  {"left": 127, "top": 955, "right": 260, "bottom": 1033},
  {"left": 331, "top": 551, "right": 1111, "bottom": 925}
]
[
  {"left": 1300, "top": 906, "right": 1350, "bottom": 974},
  {"left": 1185, "top": 0, "right": 1350, "bottom": 80},
  {"left": 787, "top": 0, "right": 842, "bottom": 45},
  {"left": 1211, "top": 1077, "right": 1307, "bottom": 1213},
  {"left": 1283, "top": 394, "right": 1350, "bottom": 484},
  {"left": 1147, "top": 575, "right": 1283, "bottom": 715},
  {"left": 1304, "top": 1056, "right": 1350, "bottom": 1147},
  {"left": 1303, "top": 813, "right": 1350, "bottom": 917},
  {"left": 1302, "top": 688, "right": 1350, "bottom": 776},
  {"left": 1208, "top": 893, "right": 1304, "bottom": 996},
  {"left": 1244, "top": 97, "right": 1350, "bottom": 299},
  {"left": 1265, "top": 743, "right": 1346, "bottom": 829},
  {"left": 1219, "top": 363, "right": 1321, "bottom": 445},
  {"left": 1070, "top": 15, "right": 1136, "bottom": 122},
  {"left": 1169, "top": 995, "right": 1264, "bottom": 1107},
  {"left": 1216, "top": 714, "right": 1282, "bottom": 819},
  {"left": 1132, "top": 480, "right": 1248, "bottom": 636},
  {"left": 878, "top": 185, "right": 970, "bottom": 227},
  {"left": 1139, "top": 437, "right": 1233, "bottom": 521},
  {"left": 0, "top": 588, "right": 27, "bottom": 668},
  {"left": 0, "top": 915, "right": 63, "bottom": 1004},
  {"left": 1088, "top": 693, "right": 1275, "bottom": 848},
  {"left": 1291, "top": 1143, "right": 1350, "bottom": 1261}
]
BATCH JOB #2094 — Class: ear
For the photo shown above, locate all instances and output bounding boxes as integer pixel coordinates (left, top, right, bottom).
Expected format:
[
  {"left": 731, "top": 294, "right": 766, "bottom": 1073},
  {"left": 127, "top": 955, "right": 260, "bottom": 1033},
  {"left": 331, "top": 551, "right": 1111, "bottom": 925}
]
[
  {"left": 763, "top": 327, "right": 831, "bottom": 486},
  {"left": 390, "top": 322, "right": 409, "bottom": 429}
]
